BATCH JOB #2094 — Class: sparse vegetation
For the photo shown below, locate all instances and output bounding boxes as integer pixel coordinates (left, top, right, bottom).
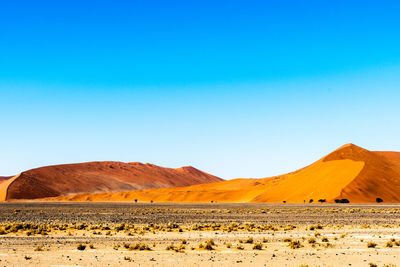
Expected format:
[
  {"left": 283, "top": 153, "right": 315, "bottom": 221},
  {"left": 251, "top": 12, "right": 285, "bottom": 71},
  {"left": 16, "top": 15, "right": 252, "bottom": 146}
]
[
  {"left": 386, "top": 241, "right": 393, "bottom": 247},
  {"left": 77, "top": 244, "right": 86, "bottom": 250},
  {"left": 252, "top": 243, "right": 263, "bottom": 250},
  {"left": 307, "top": 237, "right": 316, "bottom": 244},
  {"left": 2, "top": 203, "right": 400, "bottom": 265},
  {"left": 34, "top": 245, "right": 44, "bottom": 251},
  {"left": 124, "top": 256, "right": 133, "bottom": 262},
  {"left": 245, "top": 237, "right": 254, "bottom": 244},
  {"left": 335, "top": 198, "right": 350, "bottom": 203},
  {"left": 128, "top": 243, "right": 151, "bottom": 251},
  {"left": 288, "top": 240, "right": 303, "bottom": 249}
]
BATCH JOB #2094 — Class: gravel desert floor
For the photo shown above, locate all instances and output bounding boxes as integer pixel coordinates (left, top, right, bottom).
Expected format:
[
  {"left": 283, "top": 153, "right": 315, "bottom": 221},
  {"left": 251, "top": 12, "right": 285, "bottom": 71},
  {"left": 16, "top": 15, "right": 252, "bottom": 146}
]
[{"left": 1, "top": 202, "right": 400, "bottom": 266}]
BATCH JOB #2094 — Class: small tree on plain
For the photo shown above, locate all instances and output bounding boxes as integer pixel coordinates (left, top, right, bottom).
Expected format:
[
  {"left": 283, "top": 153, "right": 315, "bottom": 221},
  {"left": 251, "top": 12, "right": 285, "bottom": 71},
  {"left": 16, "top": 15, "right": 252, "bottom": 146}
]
[{"left": 376, "top": 197, "right": 383, "bottom": 203}]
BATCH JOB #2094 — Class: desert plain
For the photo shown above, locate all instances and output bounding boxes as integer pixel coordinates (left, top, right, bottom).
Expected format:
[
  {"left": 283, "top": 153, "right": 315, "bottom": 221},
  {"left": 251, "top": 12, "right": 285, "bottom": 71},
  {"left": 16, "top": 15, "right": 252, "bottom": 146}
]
[{"left": 0, "top": 202, "right": 400, "bottom": 267}]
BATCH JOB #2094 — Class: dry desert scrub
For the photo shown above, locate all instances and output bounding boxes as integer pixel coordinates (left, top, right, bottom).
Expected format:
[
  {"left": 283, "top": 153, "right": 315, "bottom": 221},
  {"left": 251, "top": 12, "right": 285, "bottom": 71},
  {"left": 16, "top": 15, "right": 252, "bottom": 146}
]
[
  {"left": 252, "top": 243, "right": 263, "bottom": 250},
  {"left": 128, "top": 243, "right": 151, "bottom": 251},
  {"left": 76, "top": 244, "right": 86, "bottom": 250},
  {"left": 288, "top": 240, "right": 303, "bottom": 249},
  {"left": 307, "top": 237, "right": 316, "bottom": 244}
]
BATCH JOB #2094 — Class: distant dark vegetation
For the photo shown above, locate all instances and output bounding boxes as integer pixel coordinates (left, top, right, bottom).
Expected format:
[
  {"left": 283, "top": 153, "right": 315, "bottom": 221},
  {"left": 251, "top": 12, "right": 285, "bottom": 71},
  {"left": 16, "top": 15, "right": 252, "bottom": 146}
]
[{"left": 334, "top": 199, "right": 350, "bottom": 203}]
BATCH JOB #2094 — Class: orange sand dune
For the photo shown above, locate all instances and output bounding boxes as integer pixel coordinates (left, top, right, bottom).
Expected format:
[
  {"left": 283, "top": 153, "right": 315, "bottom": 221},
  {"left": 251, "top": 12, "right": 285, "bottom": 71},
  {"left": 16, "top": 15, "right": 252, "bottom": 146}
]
[
  {"left": 48, "top": 144, "right": 400, "bottom": 203},
  {"left": 1, "top": 162, "right": 222, "bottom": 201}
]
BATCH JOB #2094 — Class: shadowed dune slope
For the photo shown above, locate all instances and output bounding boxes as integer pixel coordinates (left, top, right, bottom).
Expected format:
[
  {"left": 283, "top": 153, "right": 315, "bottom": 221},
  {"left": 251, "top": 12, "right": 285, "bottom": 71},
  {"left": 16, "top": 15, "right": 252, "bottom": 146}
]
[
  {"left": 48, "top": 144, "right": 400, "bottom": 203},
  {"left": 0, "top": 176, "right": 12, "bottom": 182},
  {"left": 1, "top": 162, "right": 222, "bottom": 201}
]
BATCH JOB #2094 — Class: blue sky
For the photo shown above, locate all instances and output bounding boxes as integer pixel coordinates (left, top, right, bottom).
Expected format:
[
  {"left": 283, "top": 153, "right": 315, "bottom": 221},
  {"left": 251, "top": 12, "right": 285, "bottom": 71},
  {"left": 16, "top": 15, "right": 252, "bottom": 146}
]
[{"left": 1, "top": 0, "right": 400, "bottom": 178}]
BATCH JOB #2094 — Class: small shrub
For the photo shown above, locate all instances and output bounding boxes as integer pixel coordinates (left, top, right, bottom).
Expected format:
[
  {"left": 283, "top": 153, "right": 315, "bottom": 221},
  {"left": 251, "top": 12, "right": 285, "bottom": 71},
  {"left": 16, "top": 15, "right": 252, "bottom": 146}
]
[
  {"left": 367, "top": 242, "right": 377, "bottom": 248},
  {"left": 226, "top": 243, "right": 232, "bottom": 248},
  {"left": 124, "top": 256, "right": 133, "bottom": 262},
  {"left": 236, "top": 244, "right": 244, "bottom": 250},
  {"left": 204, "top": 239, "right": 214, "bottom": 250},
  {"left": 166, "top": 244, "right": 175, "bottom": 251},
  {"left": 385, "top": 241, "right": 393, "bottom": 248},
  {"left": 307, "top": 238, "right": 316, "bottom": 244},
  {"left": 321, "top": 237, "right": 329, "bottom": 242},
  {"left": 34, "top": 246, "right": 44, "bottom": 251},
  {"left": 252, "top": 243, "right": 263, "bottom": 250},
  {"left": 77, "top": 244, "right": 86, "bottom": 250},
  {"left": 129, "top": 243, "right": 151, "bottom": 251},
  {"left": 376, "top": 198, "right": 383, "bottom": 203},
  {"left": 288, "top": 240, "right": 302, "bottom": 249},
  {"left": 245, "top": 237, "right": 253, "bottom": 244}
]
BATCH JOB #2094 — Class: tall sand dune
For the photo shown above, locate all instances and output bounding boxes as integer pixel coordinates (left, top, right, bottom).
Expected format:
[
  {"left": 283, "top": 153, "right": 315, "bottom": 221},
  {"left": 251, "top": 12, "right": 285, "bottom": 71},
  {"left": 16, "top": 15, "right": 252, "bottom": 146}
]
[
  {"left": 1, "top": 162, "right": 222, "bottom": 201},
  {"left": 46, "top": 144, "right": 400, "bottom": 203}
]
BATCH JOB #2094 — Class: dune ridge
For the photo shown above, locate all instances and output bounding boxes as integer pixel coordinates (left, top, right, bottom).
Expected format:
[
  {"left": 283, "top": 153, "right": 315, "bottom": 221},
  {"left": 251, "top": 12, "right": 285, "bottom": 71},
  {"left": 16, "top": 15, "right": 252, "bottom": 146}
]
[{"left": 45, "top": 144, "right": 400, "bottom": 203}]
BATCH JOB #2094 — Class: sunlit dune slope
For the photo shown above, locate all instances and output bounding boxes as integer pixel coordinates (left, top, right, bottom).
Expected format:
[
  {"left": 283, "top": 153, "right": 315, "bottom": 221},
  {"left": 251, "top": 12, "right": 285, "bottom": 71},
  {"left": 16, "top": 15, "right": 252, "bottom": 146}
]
[
  {"left": 48, "top": 144, "right": 400, "bottom": 203},
  {"left": 1, "top": 162, "right": 222, "bottom": 201}
]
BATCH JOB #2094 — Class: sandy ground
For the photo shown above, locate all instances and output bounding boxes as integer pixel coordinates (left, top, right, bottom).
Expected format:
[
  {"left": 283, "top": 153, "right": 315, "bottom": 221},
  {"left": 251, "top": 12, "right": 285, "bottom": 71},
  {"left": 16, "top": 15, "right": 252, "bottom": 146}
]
[{"left": 1, "top": 203, "right": 400, "bottom": 266}]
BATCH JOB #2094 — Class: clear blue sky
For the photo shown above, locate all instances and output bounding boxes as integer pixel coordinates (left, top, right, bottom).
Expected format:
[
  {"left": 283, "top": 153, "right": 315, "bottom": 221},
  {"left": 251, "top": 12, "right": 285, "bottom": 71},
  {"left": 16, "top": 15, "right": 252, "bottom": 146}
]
[{"left": 1, "top": 0, "right": 400, "bottom": 179}]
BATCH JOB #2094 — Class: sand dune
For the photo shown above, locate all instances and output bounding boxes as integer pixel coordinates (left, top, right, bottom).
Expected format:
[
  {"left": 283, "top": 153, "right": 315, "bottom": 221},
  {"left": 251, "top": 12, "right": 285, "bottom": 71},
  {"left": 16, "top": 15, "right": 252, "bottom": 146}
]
[
  {"left": 47, "top": 144, "right": 400, "bottom": 203},
  {"left": 1, "top": 162, "right": 222, "bottom": 201},
  {"left": 0, "top": 176, "right": 12, "bottom": 182}
]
